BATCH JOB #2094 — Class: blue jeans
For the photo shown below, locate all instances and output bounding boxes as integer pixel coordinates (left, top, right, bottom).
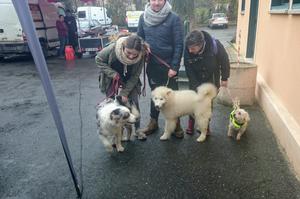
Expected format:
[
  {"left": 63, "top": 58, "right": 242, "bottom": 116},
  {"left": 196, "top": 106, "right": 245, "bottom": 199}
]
[{"left": 58, "top": 36, "right": 68, "bottom": 56}]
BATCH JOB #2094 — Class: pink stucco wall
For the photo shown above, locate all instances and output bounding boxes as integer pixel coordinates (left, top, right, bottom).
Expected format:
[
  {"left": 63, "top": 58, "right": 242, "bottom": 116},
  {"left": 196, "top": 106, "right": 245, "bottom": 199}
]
[{"left": 236, "top": 0, "right": 300, "bottom": 126}]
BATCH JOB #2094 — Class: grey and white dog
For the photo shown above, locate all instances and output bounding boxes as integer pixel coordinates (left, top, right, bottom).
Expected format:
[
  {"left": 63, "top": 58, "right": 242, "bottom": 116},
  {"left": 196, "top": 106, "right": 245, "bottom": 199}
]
[{"left": 96, "top": 96, "right": 145, "bottom": 152}]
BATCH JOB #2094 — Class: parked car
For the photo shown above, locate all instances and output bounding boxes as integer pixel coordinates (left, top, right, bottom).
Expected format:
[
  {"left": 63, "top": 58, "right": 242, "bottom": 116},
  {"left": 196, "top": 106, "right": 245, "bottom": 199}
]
[
  {"left": 77, "top": 19, "right": 106, "bottom": 38},
  {"left": 208, "top": 13, "right": 228, "bottom": 29},
  {"left": 0, "top": 0, "right": 60, "bottom": 58}
]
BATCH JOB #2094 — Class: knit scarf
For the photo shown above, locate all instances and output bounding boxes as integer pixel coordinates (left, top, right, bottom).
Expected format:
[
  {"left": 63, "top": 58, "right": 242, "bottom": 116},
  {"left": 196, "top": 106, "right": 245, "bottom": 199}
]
[
  {"left": 115, "top": 37, "right": 143, "bottom": 67},
  {"left": 143, "top": 1, "right": 172, "bottom": 27}
]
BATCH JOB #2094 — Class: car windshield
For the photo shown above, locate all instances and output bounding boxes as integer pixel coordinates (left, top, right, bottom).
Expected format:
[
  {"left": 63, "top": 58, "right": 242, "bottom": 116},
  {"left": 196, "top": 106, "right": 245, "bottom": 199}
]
[{"left": 213, "top": 13, "right": 226, "bottom": 18}]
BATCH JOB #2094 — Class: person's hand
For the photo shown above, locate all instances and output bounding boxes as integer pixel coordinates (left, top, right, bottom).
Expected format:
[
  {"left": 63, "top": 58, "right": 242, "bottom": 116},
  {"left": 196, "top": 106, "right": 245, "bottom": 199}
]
[
  {"left": 168, "top": 69, "right": 177, "bottom": 78},
  {"left": 113, "top": 73, "right": 120, "bottom": 81},
  {"left": 121, "top": 96, "right": 128, "bottom": 103},
  {"left": 220, "top": 80, "right": 228, "bottom": 87},
  {"left": 144, "top": 42, "right": 151, "bottom": 54}
]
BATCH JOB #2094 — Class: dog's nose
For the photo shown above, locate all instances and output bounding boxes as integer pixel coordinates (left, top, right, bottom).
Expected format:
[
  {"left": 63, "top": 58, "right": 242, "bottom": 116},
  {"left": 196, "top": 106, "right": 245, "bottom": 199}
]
[
  {"left": 155, "top": 105, "right": 160, "bottom": 110},
  {"left": 135, "top": 116, "right": 140, "bottom": 122}
]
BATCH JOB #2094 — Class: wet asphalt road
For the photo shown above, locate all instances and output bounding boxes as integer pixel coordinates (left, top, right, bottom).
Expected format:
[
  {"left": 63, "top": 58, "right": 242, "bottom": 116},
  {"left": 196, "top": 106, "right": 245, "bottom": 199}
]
[{"left": 1, "top": 26, "right": 300, "bottom": 199}]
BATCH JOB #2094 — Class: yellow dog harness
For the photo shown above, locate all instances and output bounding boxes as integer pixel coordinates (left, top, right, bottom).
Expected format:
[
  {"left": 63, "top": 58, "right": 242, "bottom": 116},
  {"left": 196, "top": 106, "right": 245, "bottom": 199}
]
[{"left": 230, "top": 110, "right": 244, "bottom": 129}]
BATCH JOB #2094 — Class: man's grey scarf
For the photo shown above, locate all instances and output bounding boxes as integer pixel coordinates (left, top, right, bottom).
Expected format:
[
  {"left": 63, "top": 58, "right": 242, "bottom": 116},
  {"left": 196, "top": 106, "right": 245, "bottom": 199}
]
[{"left": 143, "top": 1, "right": 172, "bottom": 26}]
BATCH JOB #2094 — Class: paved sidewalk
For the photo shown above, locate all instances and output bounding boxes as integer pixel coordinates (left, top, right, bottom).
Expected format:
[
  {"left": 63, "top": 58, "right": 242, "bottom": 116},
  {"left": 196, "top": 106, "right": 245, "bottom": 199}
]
[{"left": 0, "top": 57, "right": 300, "bottom": 199}]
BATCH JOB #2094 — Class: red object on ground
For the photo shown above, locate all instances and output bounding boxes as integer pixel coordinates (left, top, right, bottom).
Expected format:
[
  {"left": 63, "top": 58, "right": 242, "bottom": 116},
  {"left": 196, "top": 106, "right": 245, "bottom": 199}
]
[{"left": 65, "top": 45, "right": 75, "bottom": 61}]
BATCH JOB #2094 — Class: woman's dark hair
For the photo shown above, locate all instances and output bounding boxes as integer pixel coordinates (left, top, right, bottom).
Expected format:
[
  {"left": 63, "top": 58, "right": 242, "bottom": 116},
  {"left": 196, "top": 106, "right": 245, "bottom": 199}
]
[
  {"left": 185, "top": 30, "right": 205, "bottom": 48},
  {"left": 124, "top": 35, "right": 143, "bottom": 51},
  {"left": 59, "top": 15, "right": 64, "bottom": 18}
]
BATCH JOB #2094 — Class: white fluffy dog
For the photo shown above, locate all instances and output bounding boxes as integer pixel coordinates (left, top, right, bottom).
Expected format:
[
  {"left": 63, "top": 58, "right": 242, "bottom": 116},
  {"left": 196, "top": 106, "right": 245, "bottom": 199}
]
[
  {"left": 227, "top": 99, "right": 250, "bottom": 141},
  {"left": 96, "top": 97, "right": 139, "bottom": 152},
  {"left": 152, "top": 83, "right": 217, "bottom": 142}
]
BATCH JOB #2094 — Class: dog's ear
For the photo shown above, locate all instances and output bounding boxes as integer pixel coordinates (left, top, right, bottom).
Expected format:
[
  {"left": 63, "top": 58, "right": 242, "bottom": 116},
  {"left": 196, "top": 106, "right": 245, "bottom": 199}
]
[
  {"left": 166, "top": 89, "right": 172, "bottom": 96},
  {"left": 110, "top": 108, "right": 121, "bottom": 120},
  {"left": 115, "top": 95, "right": 125, "bottom": 106}
]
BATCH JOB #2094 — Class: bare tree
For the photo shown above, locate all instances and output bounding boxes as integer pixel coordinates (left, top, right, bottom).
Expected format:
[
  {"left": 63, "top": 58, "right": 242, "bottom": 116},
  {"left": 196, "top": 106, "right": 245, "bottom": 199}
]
[
  {"left": 171, "top": 0, "right": 194, "bottom": 20},
  {"left": 106, "top": 0, "right": 127, "bottom": 26}
]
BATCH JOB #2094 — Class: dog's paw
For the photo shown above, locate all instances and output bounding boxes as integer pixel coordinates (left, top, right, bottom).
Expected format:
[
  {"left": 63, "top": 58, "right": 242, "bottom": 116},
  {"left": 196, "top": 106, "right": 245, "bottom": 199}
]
[
  {"left": 197, "top": 134, "right": 206, "bottom": 142},
  {"left": 227, "top": 129, "right": 233, "bottom": 137},
  {"left": 227, "top": 133, "right": 233, "bottom": 137},
  {"left": 137, "top": 132, "right": 147, "bottom": 141},
  {"left": 116, "top": 146, "right": 125, "bottom": 152},
  {"left": 236, "top": 134, "right": 241, "bottom": 141},
  {"left": 160, "top": 133, "right": 169, "bottom": 141},
  {"left": 121, "top": 136, "right": 130, "bottom": 142},
  {"left": 105, "top": 145, "right": 114, "bottom": 152}
]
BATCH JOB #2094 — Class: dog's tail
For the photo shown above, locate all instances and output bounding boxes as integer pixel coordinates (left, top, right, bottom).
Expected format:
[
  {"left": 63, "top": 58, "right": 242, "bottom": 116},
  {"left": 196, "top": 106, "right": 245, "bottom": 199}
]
[{"left": 196, "top": 83, "right": 217, "bottom": 100}]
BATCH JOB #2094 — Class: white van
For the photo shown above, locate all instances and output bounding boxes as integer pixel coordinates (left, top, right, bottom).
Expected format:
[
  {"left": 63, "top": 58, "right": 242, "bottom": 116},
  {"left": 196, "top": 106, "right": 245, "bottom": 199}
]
[
  {"left": 0, "top": 0, "right": 60, "bottom": 58},
  {"left": 77, "top": 6, "right": 112, "bottom": 27},
  {"left": 126, "top": 11, "right": 143, "bottom": 32}
]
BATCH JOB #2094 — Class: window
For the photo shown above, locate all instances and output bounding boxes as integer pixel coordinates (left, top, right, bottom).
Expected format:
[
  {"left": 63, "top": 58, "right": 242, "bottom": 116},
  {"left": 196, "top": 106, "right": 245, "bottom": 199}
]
[
  {"left": 270, "top": 0, "right": 289, "bottom": 11},
  {"left": 292, "top": 0, "right": 300, "bottom": 9},
  {"left": 270, "top": 0, "right": 300, "bottom": 14},
  {"left": 78, "top": 11, "right": 86, "bottom": 18},
  {"left": 241, "top": 0, "right": 245, "bottom": 14}
]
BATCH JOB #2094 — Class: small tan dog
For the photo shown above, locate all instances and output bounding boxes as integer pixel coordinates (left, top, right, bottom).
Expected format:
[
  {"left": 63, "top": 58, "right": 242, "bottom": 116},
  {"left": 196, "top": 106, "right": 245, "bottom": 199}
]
[
  {"left": 152, "top": 83, "right": 217, "bottom": 142},
  {"left": 227, "top": 99, "right": 250, "bottom": 140}
]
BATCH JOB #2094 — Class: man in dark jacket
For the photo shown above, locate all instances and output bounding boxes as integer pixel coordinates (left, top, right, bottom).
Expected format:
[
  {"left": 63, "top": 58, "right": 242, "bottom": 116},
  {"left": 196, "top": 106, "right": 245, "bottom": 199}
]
[
  {"left": 137, "top": 0, "right": 184, "bottom": 138},
  {"left": 64, "top": 10, "right": 78, "bottom": 50},
  {"left": 184, "top": 30, "right": 230, "bottom": 134}
]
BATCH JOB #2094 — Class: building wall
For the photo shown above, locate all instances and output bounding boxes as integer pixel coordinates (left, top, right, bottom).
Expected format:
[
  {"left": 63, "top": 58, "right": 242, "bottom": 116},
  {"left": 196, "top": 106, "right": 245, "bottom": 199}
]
[
  {"left": 236, "top": 0, "right": 300, "bottom": 177},
  {"left": 236, "top": 0, "right": 251, "bottom": 58},
  {"left": 255, "top": 2, "right": 300, "bottom": 124}
]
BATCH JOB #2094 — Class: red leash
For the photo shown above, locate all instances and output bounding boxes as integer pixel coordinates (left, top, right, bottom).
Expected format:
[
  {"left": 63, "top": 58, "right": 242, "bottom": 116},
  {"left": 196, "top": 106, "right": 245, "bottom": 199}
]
[
  {"left": 149, "top": 51, "right": 172, "bottom": 69},
  {"left": 141, "top": 51, "right": 173, "bottom": 96},
  {"left": 97, "top": 74, "right": 121, "bottom": 106},
  {"left": 106, "top": 74, "right": 121, "bottom": 98}
]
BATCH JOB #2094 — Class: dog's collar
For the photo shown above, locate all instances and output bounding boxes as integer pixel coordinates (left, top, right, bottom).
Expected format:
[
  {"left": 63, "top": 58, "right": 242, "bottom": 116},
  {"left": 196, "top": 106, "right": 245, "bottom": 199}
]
[{"left": 230, "top": 110, "right": 244, "bottom": 129}]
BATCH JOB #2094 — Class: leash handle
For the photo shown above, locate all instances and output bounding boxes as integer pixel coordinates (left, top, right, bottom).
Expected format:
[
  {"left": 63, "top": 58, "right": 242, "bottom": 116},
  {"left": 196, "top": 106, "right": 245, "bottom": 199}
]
[{"left": 142, "top": 63, "right": 147, "bottom": 96}]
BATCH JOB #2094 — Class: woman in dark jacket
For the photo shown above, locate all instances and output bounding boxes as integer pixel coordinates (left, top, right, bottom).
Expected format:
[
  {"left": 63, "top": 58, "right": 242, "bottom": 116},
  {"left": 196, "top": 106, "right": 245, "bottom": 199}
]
[
  {"left": 184, "top": 30, "right": 230, "bottom": 134},
  {"left": 137, "top": 0, "right": 184, "bottom": 138},
  {"left": 95, "top": 34, "right": 147, "bottom": 136}
]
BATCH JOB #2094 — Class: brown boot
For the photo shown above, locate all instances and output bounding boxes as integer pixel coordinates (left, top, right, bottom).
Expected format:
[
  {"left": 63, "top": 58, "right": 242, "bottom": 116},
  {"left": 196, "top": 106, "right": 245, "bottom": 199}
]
[
  {"left": 173, "top": 120, "right": 184, "bottom": 139},
  {"left": 137, "top": 118, "right": 158, "bottom": 136}
]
